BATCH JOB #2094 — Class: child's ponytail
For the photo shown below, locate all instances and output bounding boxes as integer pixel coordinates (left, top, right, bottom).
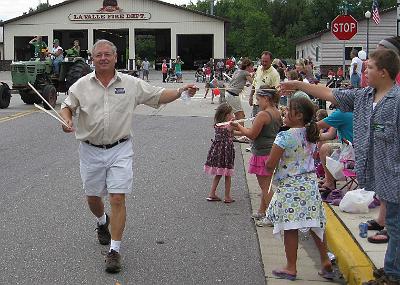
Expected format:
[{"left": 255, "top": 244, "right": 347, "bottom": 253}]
[
  {"left": 305, "top": 121, "right": 319, "bottom": 143},
  {"left": 289, "top": 97, "right": 320, "bottom": 143}
]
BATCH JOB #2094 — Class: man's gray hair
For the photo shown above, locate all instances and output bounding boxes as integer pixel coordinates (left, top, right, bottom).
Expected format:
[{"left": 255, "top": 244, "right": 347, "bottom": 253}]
[{"left": 92, "top": 39, "right": 117, "bottom": 55}]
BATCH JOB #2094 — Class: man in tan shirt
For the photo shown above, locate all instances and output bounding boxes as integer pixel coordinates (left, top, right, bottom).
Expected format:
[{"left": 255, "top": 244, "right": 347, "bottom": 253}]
[
  {"left": 60, "top": 39, "right": 197, "bottom": 273},
  {"left": 249, "top": 51, "right": 280, "bottom": 117}
]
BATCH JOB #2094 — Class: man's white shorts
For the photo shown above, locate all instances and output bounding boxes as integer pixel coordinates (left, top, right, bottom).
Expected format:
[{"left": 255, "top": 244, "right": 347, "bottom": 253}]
[
  {"left": 78, "top": 139, "right": 133, "bottom": 197},
  {"left": 225, "top": 92, "right": 243, "bottom": 113}
]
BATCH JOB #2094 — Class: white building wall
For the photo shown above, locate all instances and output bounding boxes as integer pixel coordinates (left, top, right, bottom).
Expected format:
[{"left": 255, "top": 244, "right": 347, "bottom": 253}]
[
  {"left": 3, "top": 0, "right": 225, "bottom": 60},
  {"left": 296, "top": 37, "right": 321, "bottom": 66},
  {"left": 296, "top": 9, "right": 397, "bottom": 69}
]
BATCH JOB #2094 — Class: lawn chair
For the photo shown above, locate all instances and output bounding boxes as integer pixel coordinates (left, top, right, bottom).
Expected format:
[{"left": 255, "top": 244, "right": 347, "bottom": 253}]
[
  {"left": 339, "top": 159, "right": 358, "bottom": 190},
  {"left": 338, "top": 139, "right": 358, "bottom": 190}
]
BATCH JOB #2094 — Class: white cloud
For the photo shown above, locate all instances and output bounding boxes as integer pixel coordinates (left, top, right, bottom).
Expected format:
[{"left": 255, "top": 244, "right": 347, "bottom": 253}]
[{"left": 0, "top": 0, "right": 190, "bottom": 21}]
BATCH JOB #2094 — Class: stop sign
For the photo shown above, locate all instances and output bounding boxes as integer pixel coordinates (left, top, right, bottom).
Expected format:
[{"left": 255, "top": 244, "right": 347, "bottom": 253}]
[{"left": 331, "top": 15, "right": 358, "bottom": 40}]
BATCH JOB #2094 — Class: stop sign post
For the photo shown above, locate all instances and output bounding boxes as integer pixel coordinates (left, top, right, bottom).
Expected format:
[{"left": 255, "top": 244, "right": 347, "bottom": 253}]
[{"left": 331, "top": 15, "right": 358, "bottom": 40}]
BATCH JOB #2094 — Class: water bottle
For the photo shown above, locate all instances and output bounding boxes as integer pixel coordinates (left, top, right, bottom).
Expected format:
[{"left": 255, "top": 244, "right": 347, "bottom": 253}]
[{"left": 180, "top": 90, "right": 191, "bottom": 104}]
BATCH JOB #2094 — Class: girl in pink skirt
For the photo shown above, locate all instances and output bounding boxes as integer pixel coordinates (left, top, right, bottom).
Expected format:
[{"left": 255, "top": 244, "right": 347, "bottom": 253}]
[
  {"left": 231, "top": 86, "right": 282, "bottom": 220},
  {"left": 204, "top": 103, "right": 236, "bottom": 203}
]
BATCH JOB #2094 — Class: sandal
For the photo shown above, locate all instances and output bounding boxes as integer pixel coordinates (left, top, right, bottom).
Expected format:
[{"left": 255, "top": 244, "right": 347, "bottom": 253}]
[
  {"left": 373, "top": 268, "right": 385, "bottom": 279},
  {"left": 318, "top": 268, "right": 335, "bottom": 280},
  {"left": 366, "top": 219, "right": 385, "bottom": 231},
  {"left": 272, "top": 269, "right": 296, "bottom": 281},
  {"left": 362, "top": 275, "right": 398, "bottom": 285},
  {"left": 206, "top": 196, "right": 221, "bottom": 202},
  {"left": 367, "top": 229, "right": 389, "bottom": 244},
  {"left": 223, "top": 199, "right": 235, "bottom": 204},
  {"left": 318, "top": 184, "right": 336, "bottom": 192}
]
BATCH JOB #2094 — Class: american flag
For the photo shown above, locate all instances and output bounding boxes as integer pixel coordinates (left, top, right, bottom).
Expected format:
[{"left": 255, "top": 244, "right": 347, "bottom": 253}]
[{"left": 372, "top": 0, "right": 380, "bottom": 25}]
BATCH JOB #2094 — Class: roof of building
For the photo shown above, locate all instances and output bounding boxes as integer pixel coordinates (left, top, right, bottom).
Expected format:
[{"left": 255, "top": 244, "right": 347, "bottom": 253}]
[
  {"left": 295, "top": 6, "right": 396, "bottom": 44},
  {"left": 1, "top": 0, "right": 228, "bottom": 25}
]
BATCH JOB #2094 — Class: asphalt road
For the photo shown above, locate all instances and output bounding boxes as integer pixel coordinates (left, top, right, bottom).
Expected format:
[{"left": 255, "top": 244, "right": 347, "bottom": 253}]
[{"left": 0, "top": 71, "right": 266, "bottom": 285}]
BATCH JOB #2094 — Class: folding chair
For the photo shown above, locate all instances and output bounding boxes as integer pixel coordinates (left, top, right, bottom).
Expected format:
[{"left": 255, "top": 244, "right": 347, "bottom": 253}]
[
  {"left": 340, "top": 138, "right": 358, "bottom": 190},
  {"left": 339, "top": 159, "right": 358, "bottom": 190}
]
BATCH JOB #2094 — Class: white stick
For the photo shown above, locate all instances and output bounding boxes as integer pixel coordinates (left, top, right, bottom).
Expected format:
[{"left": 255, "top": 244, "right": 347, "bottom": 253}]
[
  {"left": 27, "top": 82, "right": 65, "bottom": 123},
  {"left": 216, "top": 117, "right": 254, "bottom": 127},
  {"left": 222, "top": 73, "right": 232, "bottom": 81},
  {"left": 34, "top": 103, "right": 70, "bottom": 128}
]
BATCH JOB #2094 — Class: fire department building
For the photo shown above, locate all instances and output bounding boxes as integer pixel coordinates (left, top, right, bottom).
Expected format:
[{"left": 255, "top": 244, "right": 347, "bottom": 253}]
[{"left": 1, "top": 0, "right": 226, "bottom": 69}]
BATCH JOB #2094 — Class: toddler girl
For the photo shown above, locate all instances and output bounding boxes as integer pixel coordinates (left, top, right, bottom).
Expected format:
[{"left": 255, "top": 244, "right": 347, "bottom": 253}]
[
  {"left": 204, "top": 103, "right": 235, "bottom": 203},
  {"left": 266, "top": 96, "right": 333, "bottom": 281}
]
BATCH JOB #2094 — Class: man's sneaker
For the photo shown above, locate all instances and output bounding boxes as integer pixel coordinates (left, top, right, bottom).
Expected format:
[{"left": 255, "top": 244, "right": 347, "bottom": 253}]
[
  {"left": 105, "top": 250, "right": 122, "bottom": 273},
  {"left": 96, "top": 214, "right": 111, "bottom": 245}
]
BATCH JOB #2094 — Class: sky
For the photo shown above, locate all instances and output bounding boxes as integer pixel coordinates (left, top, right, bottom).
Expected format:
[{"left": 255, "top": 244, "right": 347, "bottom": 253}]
[{"left": 0, "top": 0, "right": 190, "bottom": 21}]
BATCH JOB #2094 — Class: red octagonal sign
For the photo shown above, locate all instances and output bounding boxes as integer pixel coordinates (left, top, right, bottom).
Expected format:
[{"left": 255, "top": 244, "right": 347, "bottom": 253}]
[{"left": 331, "top": 15, "right": 358, "bottom": 41}]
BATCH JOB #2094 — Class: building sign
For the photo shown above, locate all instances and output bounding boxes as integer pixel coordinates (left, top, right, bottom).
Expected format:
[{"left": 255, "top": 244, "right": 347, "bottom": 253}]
[
  {"left": 68, "top": 12, "right": 151, "bottom": 21},
  {"left": 69, "top": 0, "right": 150, "bottom": 21}
]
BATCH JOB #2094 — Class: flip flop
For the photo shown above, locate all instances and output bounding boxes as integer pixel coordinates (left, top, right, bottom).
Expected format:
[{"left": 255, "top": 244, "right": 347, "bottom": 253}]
[
  {"left": 272, "top": 269, "right": 296, "bottom": 281},
  {"left": 367, "top": 229, "right": 389, "bottom": 244},
  {"left": 223, "top": 199, "right": 235, "bottom": 203},
  {"left": 366, "top": 219, "right": 385, "bottom": 231},
  {"left": 206, "top": 196, "right": 221, "bottom": 202},
  {"left": 318, "top": 269, "right": 335, "bottom": 280},
  {"left": 318, "top": 185, "right": 335, "bottom": 192}
]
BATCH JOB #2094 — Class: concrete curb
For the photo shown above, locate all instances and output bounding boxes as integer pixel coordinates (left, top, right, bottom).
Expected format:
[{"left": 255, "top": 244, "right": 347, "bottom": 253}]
[{"left": 325, "top": 204, "right": 375, "bottom": 285}]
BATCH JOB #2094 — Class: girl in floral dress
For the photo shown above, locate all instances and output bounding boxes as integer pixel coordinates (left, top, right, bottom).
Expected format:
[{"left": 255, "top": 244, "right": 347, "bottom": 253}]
[
  {"left": 204, "top": 103, "right": 235, "bottom": 203},
  {"left": 266, "top": 97, "right": 333, "bottom": 281}
]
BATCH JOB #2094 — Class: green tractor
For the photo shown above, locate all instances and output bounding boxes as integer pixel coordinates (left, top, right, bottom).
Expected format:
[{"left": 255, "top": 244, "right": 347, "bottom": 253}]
[
  {"left": 6, "top": 53, "right": 91, "bottom": 110},
  {"left": 0, "top": 82, "right": 11, "bottom": 109}
]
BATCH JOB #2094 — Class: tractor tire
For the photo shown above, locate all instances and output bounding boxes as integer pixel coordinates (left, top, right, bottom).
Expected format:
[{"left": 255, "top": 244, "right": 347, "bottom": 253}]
[
  {"left": 42, "top": 85, "right": 57, "bottom": 110},
  {"left": 20, "top": 90, "right": 42, "bottom": 105},
  {"left": 65, "top": 61, "right": 91, "bottom": 90},
  {"left": 0, "top": 84, "right": 11, "bottom": 109}
]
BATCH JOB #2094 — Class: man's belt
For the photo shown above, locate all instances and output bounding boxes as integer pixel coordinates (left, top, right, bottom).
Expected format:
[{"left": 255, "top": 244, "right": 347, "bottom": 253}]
[
  {"left": 85, "top": 138, "right": 128, "bottom": 149},
  {"left": 227, "top": 90, "right": 239, "bottom": 96}
]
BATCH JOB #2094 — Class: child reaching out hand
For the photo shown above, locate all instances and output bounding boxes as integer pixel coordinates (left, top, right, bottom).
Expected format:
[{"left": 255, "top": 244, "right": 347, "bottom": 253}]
[
  {"left": 204, "top": 103, "right": 236, "bottom": 203},
  {"left": 266, "top": 96, "right": 333, "bottom": 281},
  {"left": 230, "top": 86, "right": 282, "bottom": 223}
]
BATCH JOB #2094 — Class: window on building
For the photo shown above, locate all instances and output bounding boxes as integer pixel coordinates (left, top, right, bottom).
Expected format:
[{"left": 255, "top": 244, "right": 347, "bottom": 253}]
[
  {"left": 345, "top": 47, "right": 362, "bottom": 60},
  {"left": 296, "top": 51, "right": 299, "bottom": 59},
  {"left": 301, "top": 50, "right": 304, "bottom": 58},
  {"left": 316, "top": 46, "right": 319, "bottom": 62}
]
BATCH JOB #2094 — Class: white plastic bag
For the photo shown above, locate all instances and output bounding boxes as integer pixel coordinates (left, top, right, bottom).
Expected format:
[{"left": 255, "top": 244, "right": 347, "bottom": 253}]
[
  {"left": 339, "top": 141, "right": 355, "bottom": 162},
  {"left": 326, "top": 156, "right": 345, "bottom": 180},
  {"left": 339, "top": 189, "right": 375, "bottom": 214}
]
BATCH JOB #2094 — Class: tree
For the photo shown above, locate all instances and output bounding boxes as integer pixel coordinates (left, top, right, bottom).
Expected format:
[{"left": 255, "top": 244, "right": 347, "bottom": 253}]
[
  {"left": 28, "top": 2, "right": 51, "bottom": 13},
  {"left": 180, "top": 0, "right": 397, "bottom": 58}
]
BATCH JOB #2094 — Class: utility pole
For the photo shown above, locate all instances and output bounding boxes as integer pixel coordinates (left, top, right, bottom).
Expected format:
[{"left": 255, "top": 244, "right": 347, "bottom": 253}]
[
  {"left": 210, "top": 0, "right": 214, "bottom": 16},
  {"left": 397, "top": 0, "right": 400, "bottom": 36}
]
